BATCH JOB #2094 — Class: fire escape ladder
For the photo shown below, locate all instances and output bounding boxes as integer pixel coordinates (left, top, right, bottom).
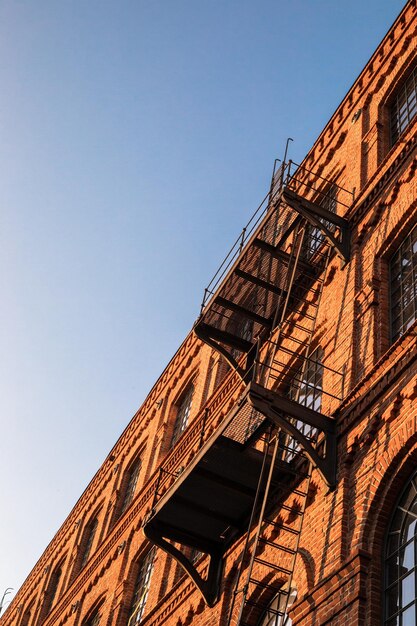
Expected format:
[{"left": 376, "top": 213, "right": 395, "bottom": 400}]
[
  {"left": 227, "top": 426, "right": 313, "bottom": 626},
  {"left": 225, "top": 233, "right": 333, "bottom": 625}
]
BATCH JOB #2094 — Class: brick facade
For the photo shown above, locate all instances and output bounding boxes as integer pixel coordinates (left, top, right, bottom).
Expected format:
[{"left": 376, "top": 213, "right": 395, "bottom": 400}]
[{"left": 3, "top": 2, "right": 417, "bottom": 625}]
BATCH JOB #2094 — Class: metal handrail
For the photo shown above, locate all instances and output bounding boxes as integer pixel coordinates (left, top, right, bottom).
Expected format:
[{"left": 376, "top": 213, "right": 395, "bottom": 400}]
[{"left": 198, "top": 160, "right": 354, "bottom": 314}]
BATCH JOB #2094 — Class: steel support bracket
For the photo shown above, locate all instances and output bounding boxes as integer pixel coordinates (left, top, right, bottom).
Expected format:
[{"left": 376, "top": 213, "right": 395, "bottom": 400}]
[
  {"left": 143, "top": 518, "right": 224, "bottom": 607},
  {"left": 247, "top": 382, "right": 337, "bottom": 489}
]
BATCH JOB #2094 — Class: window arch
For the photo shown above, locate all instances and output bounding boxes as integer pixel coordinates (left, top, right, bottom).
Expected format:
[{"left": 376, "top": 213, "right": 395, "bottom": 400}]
[
  {"left": 390, "top": 62, "right": 417, "bottom": 145},
  {"left": 384, "top": 470, "right": 417, "bottom": 624}
]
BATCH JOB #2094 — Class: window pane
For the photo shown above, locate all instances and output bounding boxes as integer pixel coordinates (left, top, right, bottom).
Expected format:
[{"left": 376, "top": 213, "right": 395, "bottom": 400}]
[
  {"left": 387, "top": 553, "right": 400, "bottom": 586},
  {"left": 130, "top": 548, "right": 156, "bottom": 624},
  {"left": 402, "top": 604, "right": 416, "bottom": 626},
  {"left": 390, "top": 223, "right": 417, "bottom": 342},
  {"left": 386, "top": 585, "right": 400, "bottom": 619},
  {"left": 401, "top": 572, "right": 415, "bottom": 608},
  {"left": 391, "top": 65, "right": 417, "bottom": 144},
  {"left": 385, "top": 473, "right": 417, "bottom": 625},
  {"left": 171, "top": 385, "right": 194, "bottom": 446},
  {"left": 401, "top": 542, "right": 415, "bottom": 574}
]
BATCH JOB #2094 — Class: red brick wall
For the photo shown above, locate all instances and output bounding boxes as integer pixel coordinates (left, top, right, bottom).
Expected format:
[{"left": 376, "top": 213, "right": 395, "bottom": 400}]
[{"left": 3, "top": 3, "right": 417, "bottom": 626}]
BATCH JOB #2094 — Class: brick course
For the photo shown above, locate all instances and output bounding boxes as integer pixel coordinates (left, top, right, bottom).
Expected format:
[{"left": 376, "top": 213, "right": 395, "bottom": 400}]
[{"left": 3, "top": 3, "right": 417, "bottom": 626}]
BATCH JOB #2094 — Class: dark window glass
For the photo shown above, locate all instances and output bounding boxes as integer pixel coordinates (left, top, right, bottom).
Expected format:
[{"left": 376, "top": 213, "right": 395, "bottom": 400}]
[
  {"left": 84, "top": 609, "right": 101, "bottom": 626},
  {"left": 171, "top": 385, "right": 194, "bottom": 447},
  {"left": 121, "top": 460, "right": 141, "bottom": 515},
  {"left": 20, "top": 603, "right": 34, "bottom": 626},
  {"left": 44, "top": 565, "right": 62, "bottom": 614},
  {"left": 129, "top": 547, "right": 156, "bottom": 624},
  {"left": 80, "top": 518, "right": 98, "bottom": 569},
  {"left": 390, "top": 224, "right": 417, "bottom": 342},
  {"left": 391, "top": 65, "right": 417, "bottom": 145},
  {"left": 384, "top": 472, "right": 417, "bottom": 625}
]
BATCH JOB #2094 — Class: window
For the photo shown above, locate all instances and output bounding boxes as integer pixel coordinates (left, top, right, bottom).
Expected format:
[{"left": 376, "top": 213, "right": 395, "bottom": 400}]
[
  {"left": 260, "top": 587, "right": 297, "bottom": 626},
  {"left": 171, "top": 385, "right": 194, "bottom": 447},
  {"left": 129, "top": 547, "right": 156, "bottom": 624},
  {"left": 120, "top": 459, "right": 141, "bottom": 515},
  {"left": 20, "top": 601, "right": 34, "bottom": 626},
  {"left": 391, "top": 63, "right": 417, "bottom": 145},
  {"left": 293, "top": 347, "right": 324, "bottom": 413},
  {"left": 303, "top": 187, "right": 336, "bottom": 260},
  {"left": 83, "top": 608, "right": 101, "bottom": 626},
  {"left": 80, "top": 517, "right": 98, "bottom": 569},
  {"left": 43, "top": 564, "right": 63, "bottom": 614},
  {"left": 390, "top": 223, "right": 417, "bottom": 342},
  {"left": 384, "top": 471, "right": 417, "bottom": 625},
  {"left": 286, "top": 348, "right": 324, "bottom": 460}
]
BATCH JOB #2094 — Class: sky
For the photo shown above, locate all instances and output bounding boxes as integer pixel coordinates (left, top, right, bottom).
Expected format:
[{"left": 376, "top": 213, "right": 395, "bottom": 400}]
[{"left": 0, "top": 0, "right": 407, "bottom": 610}]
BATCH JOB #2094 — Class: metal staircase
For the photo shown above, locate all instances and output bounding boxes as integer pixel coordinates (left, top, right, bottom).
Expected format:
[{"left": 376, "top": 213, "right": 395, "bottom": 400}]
[{"left": 142, "top": 159, "right": 353, "bottom": 612}]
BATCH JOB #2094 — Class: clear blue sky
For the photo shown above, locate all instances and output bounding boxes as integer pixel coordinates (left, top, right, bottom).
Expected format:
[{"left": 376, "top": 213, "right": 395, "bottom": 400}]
[{"left": 0, "top": 0, "right": 406, "bottom": 607}]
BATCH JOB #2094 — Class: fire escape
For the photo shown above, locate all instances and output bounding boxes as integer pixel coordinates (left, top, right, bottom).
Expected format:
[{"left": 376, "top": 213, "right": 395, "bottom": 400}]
[{"left": 143, "top": 160, "right": 352, "bottom": 623}]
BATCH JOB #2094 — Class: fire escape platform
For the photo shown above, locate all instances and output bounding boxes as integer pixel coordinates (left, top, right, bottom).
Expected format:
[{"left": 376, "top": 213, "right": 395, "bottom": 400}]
[
  {"left": 143, "top": 381, "right": 337, "bottom": 606},
  {"left": 143, "top": 407, "right": 279, "bottom": 607},
  {"left": 144, "top": 435, "right": 270, "bottom": 553}
]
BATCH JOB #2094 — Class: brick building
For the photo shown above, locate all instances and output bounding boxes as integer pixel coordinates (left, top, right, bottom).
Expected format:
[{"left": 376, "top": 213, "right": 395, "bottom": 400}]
[{"left": 3, "top": 2, "right": 417, "bottom": 625}]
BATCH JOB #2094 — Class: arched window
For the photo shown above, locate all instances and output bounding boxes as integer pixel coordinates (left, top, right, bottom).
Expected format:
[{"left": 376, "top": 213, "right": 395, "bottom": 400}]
[
  {"left": 43, "top": 562, "right": 63, "bottom": 615},
  {"left": 80, "top": 517, "right": 99, "bottom": 569},
  {"left": 83, "top": 607, "right": 101, "bottom": 626},
  {"left": 390, "top": 223, "right": 417, "bottom": 343},
  {"left": 128, "top": 547, "right": 156, "bottom": 624},
  {"left": 82, "top": 600, "right": 105, "bottom": 626},
  {"left": 385, "top": 471, "right": 417, "bottom": 624},
  {"left": 19, "top": 600, "right": 35, "bottom": 626},
  {"left": 259, "top": 587, "right": 297, "bottom": 626},
  {"left": 390, "top": 63, "right": 417, "bottom": 145},
  {"left": 171, "top": 385, "right": 194, "bottom": 447},
  {"left": 120, "top": 458, "right": 142, "bottom": 515}
]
